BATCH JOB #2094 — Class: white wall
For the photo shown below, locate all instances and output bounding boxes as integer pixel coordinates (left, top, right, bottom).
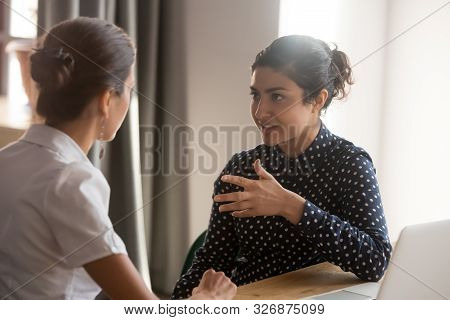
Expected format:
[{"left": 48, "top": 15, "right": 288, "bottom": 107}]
[
  {"left": 379, "top": 0, "right": 450, "bottom": 239},
  {"left": 184, "top": 0, "right": 280, "bottom": 243},
  {"left": 322, "top": 0, "right": 388, "bottom": 170}
]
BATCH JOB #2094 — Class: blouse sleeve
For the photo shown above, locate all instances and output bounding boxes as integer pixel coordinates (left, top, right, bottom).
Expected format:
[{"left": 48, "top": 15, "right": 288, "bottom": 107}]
[
  {"left": 294, "top": 153, "right": 392, "bottom": 281},
  {"left": 44, "top": 162, "right": 127, "bottom": 268},
  {"left": 171, "top": 155, "right": 240, "bottom": 299}
]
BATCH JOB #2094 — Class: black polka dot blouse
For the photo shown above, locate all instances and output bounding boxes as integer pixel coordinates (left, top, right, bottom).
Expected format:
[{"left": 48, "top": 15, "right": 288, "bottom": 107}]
[{"left": 171, "top": 121, "right": 392, "bottom": 299}]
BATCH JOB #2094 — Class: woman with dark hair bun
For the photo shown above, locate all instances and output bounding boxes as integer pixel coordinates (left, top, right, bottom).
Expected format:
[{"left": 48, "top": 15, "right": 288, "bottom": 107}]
[
  {"left": 0, "top": 17, "right": 236, "bottom": 300},
  {"left": 172, "top": 35, "right": 392, "bottom": 299}
]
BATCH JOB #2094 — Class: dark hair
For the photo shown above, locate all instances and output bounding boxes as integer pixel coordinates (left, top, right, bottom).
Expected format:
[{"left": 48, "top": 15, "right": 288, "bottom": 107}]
[
  {"left": 30, "top": 17, "right": 135, "bottom": 125},
  {"left": 251, "top": 35, "right": 353, "bottom": 112}
]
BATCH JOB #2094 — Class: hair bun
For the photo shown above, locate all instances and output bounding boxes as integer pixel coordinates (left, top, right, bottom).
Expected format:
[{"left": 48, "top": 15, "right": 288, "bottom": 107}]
[
  {"left": 330, "top": 48, "right": 353, "bottom": 100},
  {"left": 30, "top": 47, "right": 75, "bottom": 91}
]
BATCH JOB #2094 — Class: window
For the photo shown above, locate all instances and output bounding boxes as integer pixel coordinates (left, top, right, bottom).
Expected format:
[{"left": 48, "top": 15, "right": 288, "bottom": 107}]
[{"left": 0, "top": 0, "right": 38, "bottom": 107}]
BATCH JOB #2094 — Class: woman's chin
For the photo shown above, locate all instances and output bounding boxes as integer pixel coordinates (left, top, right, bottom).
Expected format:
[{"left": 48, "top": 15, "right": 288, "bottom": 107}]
[
  {"left": 102, "top": 132, "right": 116, "bottom": 142},
  {"left": 260, "top": 127, "right": 285, "bottom": 145},
  {"left": 107, "top": 133, "right": 116, "bottom": 142},
  {"left": 262, "top": 135, "right": 282, "bottom": 146}
]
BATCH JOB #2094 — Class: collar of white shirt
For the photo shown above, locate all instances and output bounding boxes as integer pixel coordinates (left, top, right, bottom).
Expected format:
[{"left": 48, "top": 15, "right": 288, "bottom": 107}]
[{"left": 20, "top": 124, "right": 90, "bottom": 163}]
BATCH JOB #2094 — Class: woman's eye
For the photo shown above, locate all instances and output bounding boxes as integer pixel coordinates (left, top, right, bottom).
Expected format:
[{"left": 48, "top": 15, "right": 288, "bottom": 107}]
[
  {"left": 272, "top": 93, "right": 283, "bottom": 102},
  {"left": 250, "top": 92, "right": 260, "bottom": 101}
]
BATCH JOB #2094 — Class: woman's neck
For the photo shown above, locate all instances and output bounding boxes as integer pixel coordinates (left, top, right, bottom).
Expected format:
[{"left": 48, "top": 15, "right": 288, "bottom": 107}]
[
  {"left": 277, "top": 120, "right": 321, "bottom": 158},
  {"left": 48, "top": 119, "right": 97, "bottom": 155}
]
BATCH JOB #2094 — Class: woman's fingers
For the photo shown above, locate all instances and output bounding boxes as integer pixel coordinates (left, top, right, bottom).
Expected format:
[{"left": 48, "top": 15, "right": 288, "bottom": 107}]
[
  {"left": 194, "top": 269, "right": 237, "bottom": 300},
  {"left": 221, "top": 174, "right": 253, "bottom": 188},
  {"left": 218, "top": 200, "right": 251, "bottom": 212},
  {"left": 216, "top": 161, "right": 283, "bottom": 217},
  {"left": 232, "top": 209, "right": 257, "bottom": 218},
  {"left": 253, "top": 159, "right": 273, "bottom": 180},
  {"left": 214, "top": 191, "right": 249, "bottom": 203}
]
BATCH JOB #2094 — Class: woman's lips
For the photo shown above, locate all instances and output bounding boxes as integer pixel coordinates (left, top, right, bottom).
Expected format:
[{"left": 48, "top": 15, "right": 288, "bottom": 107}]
[{"left": 261, "top": 125, "right": 279, "bottom": 135}]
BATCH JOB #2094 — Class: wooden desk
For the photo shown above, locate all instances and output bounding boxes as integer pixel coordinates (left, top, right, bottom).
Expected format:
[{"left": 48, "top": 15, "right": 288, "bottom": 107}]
[{"left": 234, "top": 262, "right": 365, "bottom": 300}]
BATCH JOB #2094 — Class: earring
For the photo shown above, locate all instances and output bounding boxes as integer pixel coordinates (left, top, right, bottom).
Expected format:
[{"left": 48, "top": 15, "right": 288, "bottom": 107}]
[{"left": 99, "top": 117, "right": 106, "bottom": 159}]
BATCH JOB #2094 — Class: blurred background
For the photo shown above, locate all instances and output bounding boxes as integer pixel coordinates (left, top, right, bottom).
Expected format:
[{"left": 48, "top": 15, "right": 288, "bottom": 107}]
[{"left": 0, "top": 0, "right": 449, "bottom": 296}]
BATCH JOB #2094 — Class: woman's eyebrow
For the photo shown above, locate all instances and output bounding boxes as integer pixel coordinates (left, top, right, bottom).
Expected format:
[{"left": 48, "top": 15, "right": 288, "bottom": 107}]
[
  {"left": 250, "top": 86, "right": 288, "bottom": 93},
  {"left": 265, "top": 86, "right": 287, "bottom": 93}
]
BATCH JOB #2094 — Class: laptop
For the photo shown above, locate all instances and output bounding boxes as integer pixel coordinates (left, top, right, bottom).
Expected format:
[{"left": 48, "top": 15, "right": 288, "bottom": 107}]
[{"left": 310, "top": 219, "right": 450, "bottom": 300}]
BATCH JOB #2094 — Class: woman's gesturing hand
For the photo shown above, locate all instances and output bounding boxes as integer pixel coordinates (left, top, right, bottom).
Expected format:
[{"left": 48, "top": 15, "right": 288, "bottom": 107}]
[
  {"left": 190, "top": 269, "right": 237, "bottom": 300},
  {"left": 214, "top": 159, "right": 306, "bottom": 224}
]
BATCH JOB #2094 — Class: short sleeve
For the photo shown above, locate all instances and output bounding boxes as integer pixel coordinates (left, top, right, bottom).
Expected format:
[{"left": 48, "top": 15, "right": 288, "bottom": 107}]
[{"left": 44, "top": 162, "right": 127, "bottom": 267}]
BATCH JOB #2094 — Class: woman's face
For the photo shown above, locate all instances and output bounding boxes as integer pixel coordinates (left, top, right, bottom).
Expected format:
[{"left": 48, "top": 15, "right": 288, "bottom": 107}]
[
  {"left": 250, "top": 66, "right": 319, "bottom": 147},
  {"left": 104, "top": 71, "right": 135, "bottom": 141}
]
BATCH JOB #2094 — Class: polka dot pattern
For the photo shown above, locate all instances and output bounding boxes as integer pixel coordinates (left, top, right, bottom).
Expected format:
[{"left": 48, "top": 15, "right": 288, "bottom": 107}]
[{"left": 171, "top": 122, "right": 392, "bottom": 299}]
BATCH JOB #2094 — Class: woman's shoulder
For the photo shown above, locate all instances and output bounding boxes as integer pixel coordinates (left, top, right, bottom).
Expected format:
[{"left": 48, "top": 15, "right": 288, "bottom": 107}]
[
  {"left": 35, "top": 160, "right": 109, "bottom": 205},
  {"left": 224, "top": 144, "right": 271, "bottom": 173},
  {"left": 56, "top": 161, "right": 109, "bottom": 190},
  {"left": 328, "top": 132, "right": 375, "bottom": 170}
]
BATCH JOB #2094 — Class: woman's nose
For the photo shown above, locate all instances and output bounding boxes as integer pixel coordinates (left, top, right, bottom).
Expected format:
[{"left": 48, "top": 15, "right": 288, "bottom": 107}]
[{"left": 254, "top": 98, "right": 272, "bottom": 121}]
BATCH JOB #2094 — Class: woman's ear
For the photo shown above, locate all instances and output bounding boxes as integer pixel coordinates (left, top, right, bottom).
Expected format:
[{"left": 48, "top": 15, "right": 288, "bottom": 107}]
[
  {"left": 312, "top": 89, "right": 328, "bottom": 113},
  {"left": 98, "top": 89, "right": 113, "bottom": 119}
]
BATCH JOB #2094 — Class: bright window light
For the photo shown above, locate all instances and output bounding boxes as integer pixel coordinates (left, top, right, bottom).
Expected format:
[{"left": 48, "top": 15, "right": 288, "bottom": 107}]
[
  {"left": 278, "top": 0, "right": 339, "bottom": 128},
  {"left": 7, "top": 55, "right": 29, "bottom": 108},
  {"left": 278, "top": 0, "right": 338, "bottom": 42},
  {"left": 5, "top": 0, "right": 38, "bottom": 117},
  {"left": 9, "top": 0, "right": 38, "bottom": 39}
]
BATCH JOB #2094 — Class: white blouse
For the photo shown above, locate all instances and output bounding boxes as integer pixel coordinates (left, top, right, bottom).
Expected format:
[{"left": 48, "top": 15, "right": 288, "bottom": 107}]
[{"left": 0, "top": 124, "right": 127, "bottom": 299}]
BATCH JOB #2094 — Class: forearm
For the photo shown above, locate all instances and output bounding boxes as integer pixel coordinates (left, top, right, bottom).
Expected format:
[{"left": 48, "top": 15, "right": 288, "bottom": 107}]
[
  {"left": 172, "top": 268, "right": 204, "bottom": 299},
  {"left": 171, "top": 213, "right": 238, "bottom": 299},
  {"left": 84, "top": 254, "right": 157, "bottom": 300},
  {"left": 171, "top": 247, "right": 237, "bottom": 299}
]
